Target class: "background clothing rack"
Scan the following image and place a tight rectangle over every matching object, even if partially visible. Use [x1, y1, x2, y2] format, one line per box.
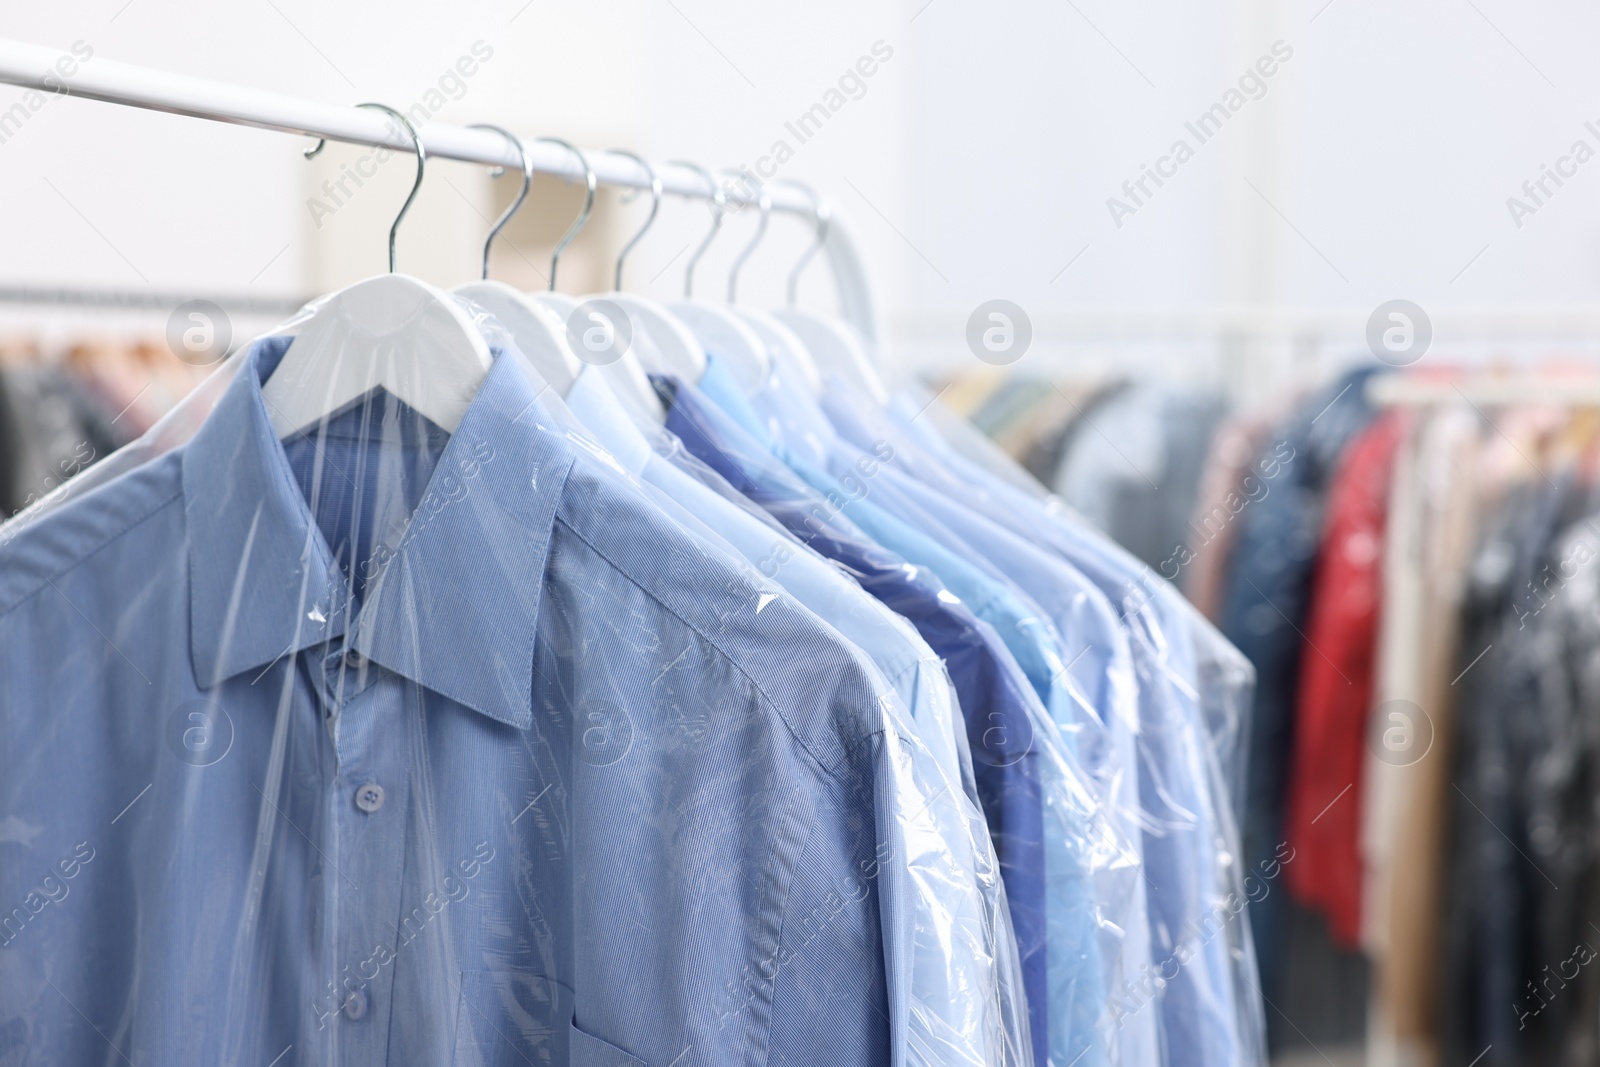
[1367, 374, 1600, 407]
[0, 36, 881, 347]
[0, 284, 309, 316]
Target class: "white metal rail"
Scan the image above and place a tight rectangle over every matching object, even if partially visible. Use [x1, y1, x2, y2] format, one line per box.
[0, 37, 880, 344]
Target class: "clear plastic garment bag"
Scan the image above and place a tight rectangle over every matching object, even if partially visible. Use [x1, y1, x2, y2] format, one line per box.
[0, 300, 1020, 1067]
[0, 116, 1011, 1065]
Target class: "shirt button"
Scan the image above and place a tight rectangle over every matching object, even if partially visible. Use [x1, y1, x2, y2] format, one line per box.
[343, 989, 368, 1020]
[344, 648, 367, 670]
[355, 783, 385, 813]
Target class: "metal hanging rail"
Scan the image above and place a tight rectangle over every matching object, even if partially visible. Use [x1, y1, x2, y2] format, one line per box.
[0, 37, 881, 344]
[0, 285, 310, 316]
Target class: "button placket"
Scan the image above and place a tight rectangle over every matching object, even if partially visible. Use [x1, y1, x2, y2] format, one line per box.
[328, 676, 412, 1058]
[320, 643, 375, 714]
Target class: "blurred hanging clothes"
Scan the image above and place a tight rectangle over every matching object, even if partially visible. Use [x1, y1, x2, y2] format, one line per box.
[1441, 410, 1600, 1067]
[986, 388, 1065, 471]
[1362, 407, 1480, 1067]
[933, 368, 1008, 419]
[65, 341, 164, 438]
[1217, 365, 1384, 1050]
[925, 373, 1132, 489]
[1053, 384, 1227, 573]
[1440, 477, 1558, 1067]
[1282, 409, 1409, 946]
[1181, 412, 1280, 623]
[968, 378, 1055, 441]
[1018, 380, 1128, 488]
[0, 367, 19, 516]
[0, 360, 123, 516]
[1520, 493, 1600, 1067]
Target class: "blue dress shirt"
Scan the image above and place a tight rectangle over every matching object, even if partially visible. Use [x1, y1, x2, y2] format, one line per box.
[816, 387, 1159, 1067]
[723, 357, 1142, 1067]
[882, 389, 1266, 1067]
[559, 366, 1031, 1067]
[657, 370, 1068, 1066]
[0, 337, 956, 1066]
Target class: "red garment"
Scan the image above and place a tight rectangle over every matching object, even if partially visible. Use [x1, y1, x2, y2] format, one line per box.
[1283, 410, 1407, 947]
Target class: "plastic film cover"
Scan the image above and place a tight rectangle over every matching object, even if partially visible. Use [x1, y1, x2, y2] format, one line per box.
[540, 366, 1031, 1067]
[891, 386, 1268, 1067]
[650, 369, 1151, 1067]
[0, 307, 1016, 1067]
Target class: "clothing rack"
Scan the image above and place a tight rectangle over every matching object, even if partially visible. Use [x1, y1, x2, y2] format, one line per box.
[0, 284, 309, 316]
[0, 37, 880, 345]
[1367, 374, 1600, 407]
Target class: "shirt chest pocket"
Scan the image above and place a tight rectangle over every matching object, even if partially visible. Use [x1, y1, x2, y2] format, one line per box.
[452, 971, 646, 1066]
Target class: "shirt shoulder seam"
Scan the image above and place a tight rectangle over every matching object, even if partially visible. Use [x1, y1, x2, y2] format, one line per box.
[0, 479, 184, 622]
[554, 513, 887, 780]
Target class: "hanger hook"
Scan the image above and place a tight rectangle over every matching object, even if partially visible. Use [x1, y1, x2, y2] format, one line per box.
[726, 174, 771, 304]
[534, 138, 596, 292]
[773, 180, 831, 307]
[607, 149, 662, 292]
[669, 160, 726, 299]
[304, 102, 425, 273]
[468, 124, 534, 281]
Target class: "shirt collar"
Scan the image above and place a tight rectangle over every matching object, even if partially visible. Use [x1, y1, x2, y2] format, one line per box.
[183, 339, 573, 728]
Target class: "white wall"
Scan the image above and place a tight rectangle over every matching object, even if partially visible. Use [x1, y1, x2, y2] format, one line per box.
[1, 0, 1598, 390]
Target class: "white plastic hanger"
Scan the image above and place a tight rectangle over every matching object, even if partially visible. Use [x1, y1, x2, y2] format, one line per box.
[772, 310, 886, 406]
[665, 162, 769, 395]
[767, 181, 888, 406]
[736, 307, 821, 396]
[452, 124, 582, 396]
[564, 151, 706, 384]
[522, 142, 665, 422]
[263, 103, 491, 438]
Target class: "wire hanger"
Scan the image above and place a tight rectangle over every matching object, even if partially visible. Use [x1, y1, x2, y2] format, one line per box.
[609, 148, 661, 292]
[768, 179, 886, 405]
[539, 137, 596, 293]
[785, 179, 830, 308]
[302, 103, 421, 273]
[453, 124, 582, 396]
[666, 162, 768, 392]
[679, 160, 726, 301]
[525, 140, 594, 323]
[553, 147, 668, 421]
[470, 122, 534, 282]
[727, 180, 770, 304]
[724, 179, 823, 396]
[262, 102, 492, 437]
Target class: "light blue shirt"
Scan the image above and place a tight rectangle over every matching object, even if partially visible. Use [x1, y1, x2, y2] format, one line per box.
[885, 389, 1266, 1067]
[0, 337, 959, 1066]
[696, 355, 1125, 1067]
[565, 368, 968, 785]
[657, 372, 1049, 1067]
[560, 365, 1031, 1067]
[820, 387, 1158, 1067]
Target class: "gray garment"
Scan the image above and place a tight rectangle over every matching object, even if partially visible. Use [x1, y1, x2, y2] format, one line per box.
[1442, 474, 1582, 1067]
[0, 366, 119, 515]
[1053, 384, 1227, 573]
